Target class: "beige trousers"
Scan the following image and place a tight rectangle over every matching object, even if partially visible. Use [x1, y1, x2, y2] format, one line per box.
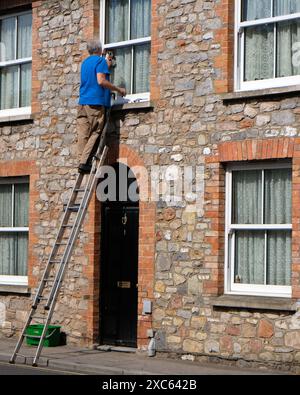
[77, 105, 105, 165]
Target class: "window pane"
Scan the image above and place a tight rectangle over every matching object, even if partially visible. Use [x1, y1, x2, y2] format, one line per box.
[106, 0, 129, 43]
[131, 0, 151, 39]
[275, 0, 300, 16]
[14, 183, 29, 227]
[18, 13, 32, 59]
[0, 184, 12, 226]
[242, 0, 272, 21]
[264, 168, 292, 224]
[111, 46, 131, 94]
[244, 25, 274, 81]
[267, 230, 291, 285]
[277, 19, 300, 78]
[0, 232, 28, 275]
[235, 230, 265, 284]
[134, 43, 150, 93]
[0, 17, 16, 61]
[20, 63, 31, 107]
[232, 170, 262, 224]
[0, 65, 19, 110]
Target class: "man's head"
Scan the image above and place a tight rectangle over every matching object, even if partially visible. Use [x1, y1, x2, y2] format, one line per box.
[87, 40, 102, 56]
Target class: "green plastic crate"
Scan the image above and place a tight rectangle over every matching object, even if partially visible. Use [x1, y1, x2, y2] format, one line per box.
[25, 324, 61, 347]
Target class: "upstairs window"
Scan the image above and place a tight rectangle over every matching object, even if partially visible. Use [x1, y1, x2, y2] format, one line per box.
[225, 162, 292, 297]
[235, 0, 300, 90]
[0, 11, 32, 115]
[100, 0, 151, 103]
[0, 177, 29, 285]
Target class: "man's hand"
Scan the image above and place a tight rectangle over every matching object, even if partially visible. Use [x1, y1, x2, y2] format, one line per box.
[118, 87, 126, 97]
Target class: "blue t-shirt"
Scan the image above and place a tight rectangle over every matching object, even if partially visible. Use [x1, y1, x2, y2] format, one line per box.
[79, 55, 111, 107]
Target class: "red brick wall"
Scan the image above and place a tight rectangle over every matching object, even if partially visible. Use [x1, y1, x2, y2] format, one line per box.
[214, 0, 235, 93]
[204, 138, 300, 298]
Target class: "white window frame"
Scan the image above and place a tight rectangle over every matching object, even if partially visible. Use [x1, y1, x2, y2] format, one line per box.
[0, 177, 29, 286]
[99, 0, 151, 104]
[225, 161, 292, 298]
[235, 0, 300, 91]
[0, 10, 32, 118]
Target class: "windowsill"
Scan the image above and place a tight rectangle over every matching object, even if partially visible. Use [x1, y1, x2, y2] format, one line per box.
[111, 100, 153, 112]
[0, 112, 33, 124]
[0, 284, 30, 294]
[222, 85, 300, 102]
[213, 294, 297, 312]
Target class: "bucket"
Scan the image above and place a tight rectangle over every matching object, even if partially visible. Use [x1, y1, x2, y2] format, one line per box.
[25, 324, 61, 347]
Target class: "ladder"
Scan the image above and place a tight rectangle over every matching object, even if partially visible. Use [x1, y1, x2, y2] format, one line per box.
[9, 110, 110, 367]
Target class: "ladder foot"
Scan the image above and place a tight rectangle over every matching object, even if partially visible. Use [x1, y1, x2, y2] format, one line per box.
[32, 362, 38, 367]
[9, 359, 15, 364]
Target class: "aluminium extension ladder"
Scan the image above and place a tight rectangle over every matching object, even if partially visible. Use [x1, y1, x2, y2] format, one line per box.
[9, 110, 111, 367]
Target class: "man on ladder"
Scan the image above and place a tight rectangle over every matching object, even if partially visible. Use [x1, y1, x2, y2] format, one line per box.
[77, 40, 126, 174]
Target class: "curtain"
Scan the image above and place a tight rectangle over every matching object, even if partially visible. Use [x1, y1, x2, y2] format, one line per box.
[20, 63, 31, 107]
[106, 0, 129, 43]
[18, 13, 32, 59]
[112, 46, 131, 93]
[0, 184, 12, 226]
[267, 231, 291, 285]
[0, 66, 18, 110]
[0, 182, 29, 276]
[232, 170, 262, 224]
[277, 20, 300, 77]
[14, 183, 29, 227]
[265, 169, 291, 286]
[0, 233, 28, 276]
[275, 0, 300, 16]
[242, 0, 271, 21]
[244, 25, 274, 81]
[0, 16, 15, 61]
[235, 231, 265, 284]
[134, 43, 150, 93]
[264, 168, 292, 224]
[232, 168, 291, 286]
[131, 0, 151, 39]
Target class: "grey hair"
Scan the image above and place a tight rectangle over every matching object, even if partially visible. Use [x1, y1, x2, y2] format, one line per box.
[87, 40, 102, 55]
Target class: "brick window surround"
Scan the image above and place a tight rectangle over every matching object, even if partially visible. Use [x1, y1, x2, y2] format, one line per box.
[83, 144, 155, 348]
[204, 138, 300, 299]
[0, 160, 39, 289]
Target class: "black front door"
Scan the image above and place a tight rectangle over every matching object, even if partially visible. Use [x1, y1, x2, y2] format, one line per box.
[100, 205, 139, 347]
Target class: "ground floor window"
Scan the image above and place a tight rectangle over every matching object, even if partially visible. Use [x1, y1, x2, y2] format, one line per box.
[225, 161, 292, 297]
[0, 176, 29, 284]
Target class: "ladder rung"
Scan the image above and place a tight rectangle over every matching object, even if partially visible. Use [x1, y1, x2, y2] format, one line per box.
[62, 225, 73, 228]
[37, 296, 48, 301]
[75, 188, 85, 192]
[55, 242, 68, 246]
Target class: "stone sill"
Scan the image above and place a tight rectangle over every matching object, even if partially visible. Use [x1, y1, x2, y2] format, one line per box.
[222, 85, 300, 102]
[0, 113, 34, 124]
[111, 101, 153, 112]
[0, 284, 30, 294]
[213, 295, 298, 312]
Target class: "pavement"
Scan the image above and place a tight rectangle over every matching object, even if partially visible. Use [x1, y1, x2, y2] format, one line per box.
[0, 338, 291, 375]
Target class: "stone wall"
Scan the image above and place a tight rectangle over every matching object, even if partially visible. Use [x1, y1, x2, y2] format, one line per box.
[0, 0, 300, 372]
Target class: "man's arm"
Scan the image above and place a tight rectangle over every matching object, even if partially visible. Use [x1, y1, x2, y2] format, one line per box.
[97, 73, 126, 97]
